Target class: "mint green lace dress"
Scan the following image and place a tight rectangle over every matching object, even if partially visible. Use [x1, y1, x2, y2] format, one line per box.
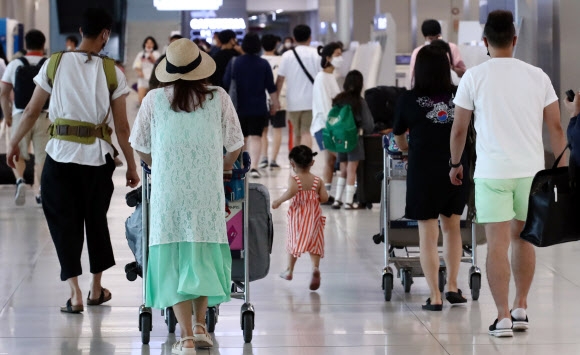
[129, 86, 244, 308]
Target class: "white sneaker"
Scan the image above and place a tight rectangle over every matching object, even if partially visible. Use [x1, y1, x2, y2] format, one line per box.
[14, 178, 26, 206]
[511, 308, 529, 331]
[250, 169, 261, 178]
[488, 318, 513, 337]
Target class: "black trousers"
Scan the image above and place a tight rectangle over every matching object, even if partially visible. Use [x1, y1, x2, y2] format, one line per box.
[42, 154, 116, 281]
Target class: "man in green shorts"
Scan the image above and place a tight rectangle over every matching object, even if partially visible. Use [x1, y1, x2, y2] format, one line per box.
[449, 10, 567, 337]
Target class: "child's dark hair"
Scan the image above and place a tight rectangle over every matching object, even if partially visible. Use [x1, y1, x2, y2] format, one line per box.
[332, 70, 364, 115]
[289, 145, 318, 169]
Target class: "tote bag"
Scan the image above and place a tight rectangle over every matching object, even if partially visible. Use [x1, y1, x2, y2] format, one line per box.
[520, 146, 580, 247]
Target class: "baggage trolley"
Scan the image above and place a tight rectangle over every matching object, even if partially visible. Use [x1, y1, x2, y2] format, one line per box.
[138, 153, 257, 344]
[379, 134, 483, 302]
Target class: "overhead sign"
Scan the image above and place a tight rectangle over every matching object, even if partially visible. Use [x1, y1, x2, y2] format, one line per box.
[190, 18, 246, 30]
[154, 0, 223, 11]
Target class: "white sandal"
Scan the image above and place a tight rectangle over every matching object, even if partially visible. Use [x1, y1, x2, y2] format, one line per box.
[172, 336, 196, 355]
[193, 323, 214, 348]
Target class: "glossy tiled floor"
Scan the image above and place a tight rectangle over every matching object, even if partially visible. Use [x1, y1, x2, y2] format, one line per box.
[2, 95, 580, 355]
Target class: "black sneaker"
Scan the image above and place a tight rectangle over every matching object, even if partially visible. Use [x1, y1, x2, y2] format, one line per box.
[511, 308, 529, 331]
[488, 318, 513, 337]
[269, 161, 281, 170]
[258, 159, 268, 169]
[14, 178, 26, 206]
[445, 289, 467, 304]
[35, 195, 42, 205]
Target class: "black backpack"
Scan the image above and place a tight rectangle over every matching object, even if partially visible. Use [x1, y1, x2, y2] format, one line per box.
[364, 86, 407, 132]
[13, 57, 49, 110]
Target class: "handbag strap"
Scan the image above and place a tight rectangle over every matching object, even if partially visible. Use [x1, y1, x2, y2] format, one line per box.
[552, 144, 571, 169]
[291, 48, 314, 84]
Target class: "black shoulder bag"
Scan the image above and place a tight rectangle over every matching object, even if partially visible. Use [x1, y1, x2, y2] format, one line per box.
[520, 145, 580, 247]
[291, 48, 314, 84]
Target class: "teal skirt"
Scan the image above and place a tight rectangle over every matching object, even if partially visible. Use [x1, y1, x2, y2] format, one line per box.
[145, 242, 232, 309]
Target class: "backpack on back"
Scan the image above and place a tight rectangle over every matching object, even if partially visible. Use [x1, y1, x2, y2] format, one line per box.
[13, 57, 48, 110]
[322, 104, 359, 153]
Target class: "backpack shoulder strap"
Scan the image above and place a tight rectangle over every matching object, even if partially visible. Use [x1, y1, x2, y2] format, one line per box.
[101, 57, 118, 97]
[47, 52, 65, 88]
[37, 57, 48, 67]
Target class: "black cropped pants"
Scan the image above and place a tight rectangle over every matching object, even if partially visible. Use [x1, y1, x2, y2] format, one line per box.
[41, 154, 116, 281]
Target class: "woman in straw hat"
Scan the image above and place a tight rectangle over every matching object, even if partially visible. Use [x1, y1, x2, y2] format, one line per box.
[130, 38, 244, 355]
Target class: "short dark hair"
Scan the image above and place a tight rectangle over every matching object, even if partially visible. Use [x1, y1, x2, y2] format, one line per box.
[261, 34, 278, 52]
[421, 19, 441, 37]
[142, 36, 158, 50]
[289, 145, 317, 169]
[81, 8, 113, 39]
[65, 35, 79, 47]
[293, 25, 311, 43]
[25, 30, 46, 50]
[218, 30, 236, 44]
[241, 33, 261, 55]
[170, 34, 183, 42]
[484, 10, 516, 48]
[317, 42, 342, 69]
[413, 45, 454, 96]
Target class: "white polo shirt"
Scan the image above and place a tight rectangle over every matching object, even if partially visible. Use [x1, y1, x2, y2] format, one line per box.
[34, 52, 131, 166]
[277, 45, 320, 112]
[454, 57, 558, 179]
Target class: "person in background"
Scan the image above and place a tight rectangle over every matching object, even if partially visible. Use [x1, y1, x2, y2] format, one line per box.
[450, 10, 567, 337]
[279, 36, 295, 54]
[209, 31, 221, 57]
[65, 35, 79, 51]
[409, 19, 466, 85]
[277, 25, 320, 148]
[272, 145, 328, 291]
[330, 70, 374, 210]
[132, 36, 161, 105]
[210, 30, 241, 90]
[393, 45, 468, 311]
[1, 29, 50, 206]
[129, 38, 244, 354]
[565, 90, 580, 171]
[148, 34, 183, 90]
[312, 42, 342, 205]
[259, 34, 285, 170]
[224, 33, 280, 178]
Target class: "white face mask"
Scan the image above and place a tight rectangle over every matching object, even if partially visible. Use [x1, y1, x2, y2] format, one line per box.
[330, 56, 344, 69]
[284, 42, 292, 49]
[213, 39, 218, 46]
[66, 46, 73, 51]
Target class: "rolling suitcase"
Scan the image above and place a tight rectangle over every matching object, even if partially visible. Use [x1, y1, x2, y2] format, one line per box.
[356, 135, 383, 207]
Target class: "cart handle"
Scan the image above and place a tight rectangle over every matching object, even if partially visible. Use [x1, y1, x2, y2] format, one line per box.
[141, 160, 151, 174]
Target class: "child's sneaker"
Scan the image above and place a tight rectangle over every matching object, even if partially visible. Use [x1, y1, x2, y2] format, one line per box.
[511, 308, 529, 331]
[488, 318, 513, 337]
[14, 178, 26, 206]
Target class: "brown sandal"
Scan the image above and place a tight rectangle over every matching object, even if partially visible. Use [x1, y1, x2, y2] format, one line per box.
[60, 299, 83, 313]
[87, 288, 112, 306]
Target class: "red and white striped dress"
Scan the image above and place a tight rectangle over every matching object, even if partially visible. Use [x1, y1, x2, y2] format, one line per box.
[286, 175, 326, 258]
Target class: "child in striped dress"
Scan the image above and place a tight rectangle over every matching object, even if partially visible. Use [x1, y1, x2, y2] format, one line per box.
[272, 145, 329, 290]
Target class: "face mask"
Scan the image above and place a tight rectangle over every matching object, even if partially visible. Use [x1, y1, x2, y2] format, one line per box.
[213, 40, 218, 46]
[284, 42, 292, 49]
[66, 46, 73, 51]
[330, 56, 344, 69]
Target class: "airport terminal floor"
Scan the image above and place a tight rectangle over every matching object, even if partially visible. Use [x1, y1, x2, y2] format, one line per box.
[1, 95, 580, 355]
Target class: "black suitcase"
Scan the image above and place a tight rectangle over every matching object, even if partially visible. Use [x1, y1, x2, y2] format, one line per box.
[356, 135, 383, 207]
[0, 153, 35, 185]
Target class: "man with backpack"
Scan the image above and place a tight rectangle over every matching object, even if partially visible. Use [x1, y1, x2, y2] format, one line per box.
[7, 8, 139, 313]
[0, 29, 50, 205]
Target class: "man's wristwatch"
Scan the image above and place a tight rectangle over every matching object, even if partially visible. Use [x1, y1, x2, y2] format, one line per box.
[449, 159, 461, 168]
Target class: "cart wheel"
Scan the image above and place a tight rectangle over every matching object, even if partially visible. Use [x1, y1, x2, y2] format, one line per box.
[242, 312, 254, 343]
[165, 307, 177, 333]
[140, 313, 152, 345]
[126, 271, 137, 282]
[402, 269, 413, 293]
[206, 307, 217, 333]
[438, 268, 447, 293]
[382, 273, 393, 301]
[470, 272, 481, 301]
[366, 203, 373, 209]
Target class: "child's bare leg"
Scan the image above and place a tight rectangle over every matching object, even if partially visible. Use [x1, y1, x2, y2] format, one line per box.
[281, 254, 298, 280]
[309, 253, 321, 290]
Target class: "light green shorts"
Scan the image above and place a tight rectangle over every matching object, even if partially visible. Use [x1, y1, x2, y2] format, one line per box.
[474, 177, 534, 223]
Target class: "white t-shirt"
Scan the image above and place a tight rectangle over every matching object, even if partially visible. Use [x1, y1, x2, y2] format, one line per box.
[454, 58, 558, 179]
[1, 55, 46, 115]
[34, 52, 131, 166]
[311, 71, 341, 135]
[133, 50, 161, 81]
[277, 45, 320, 112]
[262, 54, 286, 110]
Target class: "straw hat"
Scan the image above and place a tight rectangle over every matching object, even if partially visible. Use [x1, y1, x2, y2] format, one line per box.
[155, 38, 216, 82]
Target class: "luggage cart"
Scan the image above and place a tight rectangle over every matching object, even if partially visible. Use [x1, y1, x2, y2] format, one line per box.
[138, 153, 257, 344]
[379, 134, 483, 302]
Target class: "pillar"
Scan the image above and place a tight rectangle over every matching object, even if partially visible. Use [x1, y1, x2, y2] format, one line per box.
[335, 0, 353, 47]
